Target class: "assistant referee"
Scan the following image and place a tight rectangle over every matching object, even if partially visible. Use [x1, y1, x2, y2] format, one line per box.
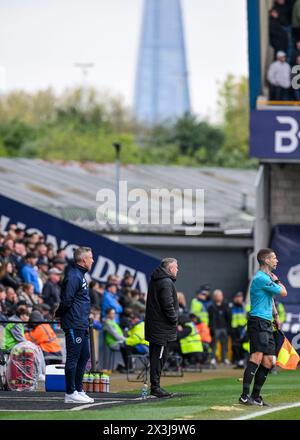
[239, 248, 287, 406]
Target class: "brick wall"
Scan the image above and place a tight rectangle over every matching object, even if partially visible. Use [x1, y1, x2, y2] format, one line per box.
[271, 164, 300, 225]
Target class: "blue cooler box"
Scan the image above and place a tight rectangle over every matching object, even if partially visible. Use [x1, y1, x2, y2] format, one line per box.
[45, 364, 66, 392]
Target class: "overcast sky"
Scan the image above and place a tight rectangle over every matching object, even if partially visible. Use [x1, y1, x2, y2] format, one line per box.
[0, 0, 248, 119]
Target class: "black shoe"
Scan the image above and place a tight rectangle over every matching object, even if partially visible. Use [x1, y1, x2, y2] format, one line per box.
[150, 387, 172, 398]
[238, 394, 254, 405]
[251, 395, 271, 407]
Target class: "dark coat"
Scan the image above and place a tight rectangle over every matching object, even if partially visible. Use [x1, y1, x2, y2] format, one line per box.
[42, 280, 61, 309]
[145, 266, 179, 345]
[208, 302, 232, 336]
[57, 264, 90, 330]
[269, 16, 288, 53]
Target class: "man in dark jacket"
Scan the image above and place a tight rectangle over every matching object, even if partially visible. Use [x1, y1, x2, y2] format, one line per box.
[208, 289, 232, 366]
[56, 246, 94, 404]
[145, 257, 179, 398]
[42, 268, 62, 311]
[269, 8, 289, 55]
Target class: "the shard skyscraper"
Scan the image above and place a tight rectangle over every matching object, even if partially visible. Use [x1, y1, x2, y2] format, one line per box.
[134, 0, 191, 125]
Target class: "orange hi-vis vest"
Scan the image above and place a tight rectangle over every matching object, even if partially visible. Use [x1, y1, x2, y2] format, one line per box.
[196, 322, 212, 344]
[25, 324, 62, 353]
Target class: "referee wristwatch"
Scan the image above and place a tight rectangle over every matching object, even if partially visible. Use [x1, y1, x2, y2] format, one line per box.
[274, 279, 281, 284]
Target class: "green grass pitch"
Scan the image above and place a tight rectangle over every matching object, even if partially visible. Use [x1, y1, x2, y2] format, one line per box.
[0, 370, 299, 420]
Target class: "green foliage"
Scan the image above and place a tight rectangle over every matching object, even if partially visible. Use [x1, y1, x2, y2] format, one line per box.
[0, 78, 257, 168]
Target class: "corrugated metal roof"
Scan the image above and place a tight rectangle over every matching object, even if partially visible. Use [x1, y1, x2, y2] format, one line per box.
[0, 158, 257, 234]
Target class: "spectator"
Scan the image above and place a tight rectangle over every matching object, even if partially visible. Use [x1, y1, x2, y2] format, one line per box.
[274, 0, 293, 26]
[3, 305, 29, 350]
[177, 291, 188, 315]
[121, 274, 134, 294]
[103, 308, 125, 351]
[0, 244, 13, 266]
[119, 307, 134, 331]
[52, 257, 67, 273]
[177, 314, 204, 368]
[191, 313, 212, 345]
[11, 241, 26, 270]
[101, 282, 123, 324]
[25, 310, 63, 365]
[0, 261, 22, 290]
[56, 248, 67, 260]
[14, 228, 25, 241]
[0, 302, 7, 323]
[4, 287, 18, 316]
[0, 285, 7, 316]
[40, 303, 53, 321]
[208, 289, 232, 366]
[267, 51, 291, 100]
[90, 305, 102, 331]
[36, 243, 48, 266]
[42, 268, 62, 311]
[89, 281, 104, 308]
[47, 245, 55, 263]
[38, 260, 49, 285]
[128, 289, 146, 316]
[19, 283, 40, 309]
[190, 288, 209, 326]
[269, 8, 289, 55]
[190, 313, 212, 364]
[20, 252, 40, 294]
[292, 0, 300, 41]
[229, 292, 248, 369]
[25, 232, 40, 251]
[120, 312, 149, 371]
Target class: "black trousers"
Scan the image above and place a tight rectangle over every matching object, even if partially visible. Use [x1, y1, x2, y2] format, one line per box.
[64, 328, 90, 395]
[211, 328, 228, 362]
[149, 342, 169, 389]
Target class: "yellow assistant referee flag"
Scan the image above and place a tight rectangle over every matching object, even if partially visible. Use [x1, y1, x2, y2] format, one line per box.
[276, 337, 300, 370]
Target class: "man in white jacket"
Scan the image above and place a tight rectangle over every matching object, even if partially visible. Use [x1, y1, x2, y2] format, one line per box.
[267, 51, 291, 101]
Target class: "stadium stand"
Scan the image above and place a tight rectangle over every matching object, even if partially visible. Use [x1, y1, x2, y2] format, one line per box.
[0, 222, 257, 374]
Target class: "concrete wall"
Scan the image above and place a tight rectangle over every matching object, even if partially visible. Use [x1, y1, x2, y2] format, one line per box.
[119, 236, 253, 305]
[270, 164, 300, 226]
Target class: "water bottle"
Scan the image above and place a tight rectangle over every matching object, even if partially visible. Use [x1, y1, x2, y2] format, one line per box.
[88, 374, 94, 393]
[141, 383, 148, 400]
[93, 374, 100, 393]
[101, 374, 110, 393]
[83, 373, 89, 392]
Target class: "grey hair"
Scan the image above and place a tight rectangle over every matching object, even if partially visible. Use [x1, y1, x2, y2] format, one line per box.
[213, 289, 223, 297]
[74, 247, 92, 263]
[160, 257, 177, 271]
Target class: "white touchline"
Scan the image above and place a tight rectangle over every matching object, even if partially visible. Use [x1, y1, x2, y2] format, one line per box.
[232, 401, 300, 420]
[70, 397, 143, 411]
[70, 400, 123, 411]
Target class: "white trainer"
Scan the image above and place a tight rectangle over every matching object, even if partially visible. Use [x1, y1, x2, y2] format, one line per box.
[77, 391, 94, 403]
[64, 390, 91, 404]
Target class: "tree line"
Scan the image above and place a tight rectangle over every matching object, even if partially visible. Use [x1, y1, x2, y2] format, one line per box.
[0, 75, 257, 168]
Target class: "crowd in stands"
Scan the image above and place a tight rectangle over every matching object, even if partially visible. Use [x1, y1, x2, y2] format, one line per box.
[268, 0, 300, 101]
[0, 224, 286, 372]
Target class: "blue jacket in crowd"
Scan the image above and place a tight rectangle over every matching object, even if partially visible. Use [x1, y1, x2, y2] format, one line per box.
[20, 264, 41, 294]
[59, 264, 90, 330]
[102, 290, 123, 324]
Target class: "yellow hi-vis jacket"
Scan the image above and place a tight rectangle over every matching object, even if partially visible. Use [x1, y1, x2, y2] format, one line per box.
[180, 322, 203, 354]
[190, 298, 209, 325]
[125, 321, 149, 348]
